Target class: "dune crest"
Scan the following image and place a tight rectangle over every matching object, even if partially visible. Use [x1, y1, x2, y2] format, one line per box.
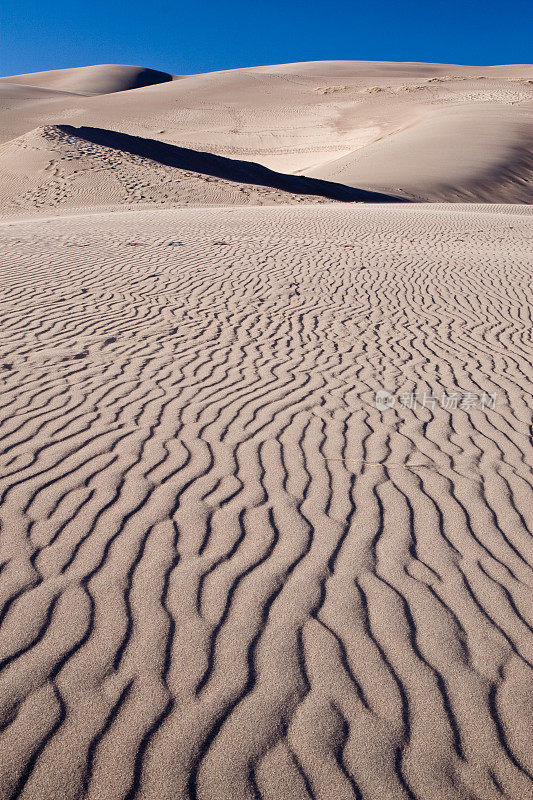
[0, 64, 178, 95]
[0, 124, 400, 217]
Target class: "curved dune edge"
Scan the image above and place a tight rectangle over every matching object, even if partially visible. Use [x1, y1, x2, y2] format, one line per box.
[0, 64, 178, 95]
[0, 125, 403, 217]
[0, 204, 531, 800]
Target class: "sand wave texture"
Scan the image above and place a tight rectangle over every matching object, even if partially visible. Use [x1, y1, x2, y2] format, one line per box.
[0, 204, 531, 800]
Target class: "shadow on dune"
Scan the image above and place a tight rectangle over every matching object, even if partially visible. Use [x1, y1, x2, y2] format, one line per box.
[123, 68, 175, 89]
[58, 125, 407, 203]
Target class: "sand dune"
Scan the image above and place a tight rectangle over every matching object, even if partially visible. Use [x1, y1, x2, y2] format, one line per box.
[0, 57, 532, 800]
[306, 106, 533, 202]
[0, 124, 401, 217]
[1, 60, 532, 202]
[0, 203, 531, 799]
[0, 65, 178, 95]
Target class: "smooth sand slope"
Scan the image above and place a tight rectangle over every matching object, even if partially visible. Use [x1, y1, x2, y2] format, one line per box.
[0, 203, 532, 800]
[1, 61, 532, 204]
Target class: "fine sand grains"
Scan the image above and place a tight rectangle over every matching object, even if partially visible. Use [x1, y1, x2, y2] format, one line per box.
[0, 204, 531, 800]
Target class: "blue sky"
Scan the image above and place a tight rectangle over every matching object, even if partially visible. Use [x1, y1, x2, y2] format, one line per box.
[1, 0, 532, 77]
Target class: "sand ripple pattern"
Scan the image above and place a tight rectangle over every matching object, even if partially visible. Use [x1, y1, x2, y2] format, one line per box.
[0, 205, 532, 800]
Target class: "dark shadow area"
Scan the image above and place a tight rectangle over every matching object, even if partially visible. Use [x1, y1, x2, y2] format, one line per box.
[58, 125, 408, 203]
[128, 69, 175, 89]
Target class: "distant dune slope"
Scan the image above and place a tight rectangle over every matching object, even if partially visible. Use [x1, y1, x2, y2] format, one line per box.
[0, 204, 531, 799]
[307, 106, 533, 202]
[0, 64, 177, 95]
[1, 60, 532, 204]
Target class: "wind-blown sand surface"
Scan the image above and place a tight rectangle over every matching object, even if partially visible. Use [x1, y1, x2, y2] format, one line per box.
[0, 203, 532, 800]
[0, 59, 532, 800]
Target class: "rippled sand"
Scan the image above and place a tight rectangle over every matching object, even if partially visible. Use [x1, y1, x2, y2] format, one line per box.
[0, 203, 531, 800]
